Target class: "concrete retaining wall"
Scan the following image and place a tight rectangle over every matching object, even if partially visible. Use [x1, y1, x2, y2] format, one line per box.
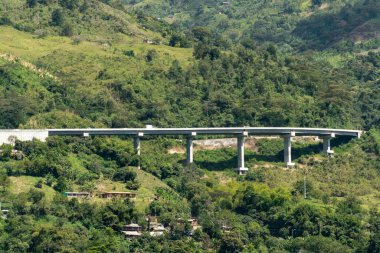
[0, 130, 49, 145]
[193, 138, 237, 147]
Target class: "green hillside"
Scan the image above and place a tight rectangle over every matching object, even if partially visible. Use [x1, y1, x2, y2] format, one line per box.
[126, 0, 380, 52]
[0, 0, 380, 252]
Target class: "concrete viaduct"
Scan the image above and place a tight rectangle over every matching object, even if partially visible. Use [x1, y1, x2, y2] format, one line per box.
[0, 127, 362, 175]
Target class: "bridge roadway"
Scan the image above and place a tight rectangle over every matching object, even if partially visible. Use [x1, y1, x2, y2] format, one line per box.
[48, 127, 361, 137]
[1, 127, 362, 175]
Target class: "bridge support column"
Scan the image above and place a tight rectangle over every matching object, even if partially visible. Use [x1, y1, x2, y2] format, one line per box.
[186, 132, 197, 166]
[134, 132, 144, 170]
[321, 133, 335, 157]
[237, 132, 249, 175]
[283, 132, 295, 167]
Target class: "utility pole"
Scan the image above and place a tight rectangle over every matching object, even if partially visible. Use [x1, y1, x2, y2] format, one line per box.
[303, 175, 307, 199]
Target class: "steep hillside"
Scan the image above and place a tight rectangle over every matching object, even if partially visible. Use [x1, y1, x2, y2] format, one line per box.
[1, 131, 380, 252]
[0, 0, 155, 39]
[1, 25, 379, 130]
[0, 1, 380, 252]
[126, 0, 380, 52]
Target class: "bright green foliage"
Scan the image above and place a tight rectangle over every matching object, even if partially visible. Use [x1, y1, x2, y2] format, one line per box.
[0, 0, 379, 252]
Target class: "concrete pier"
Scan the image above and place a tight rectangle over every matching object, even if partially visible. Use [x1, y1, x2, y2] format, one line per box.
[237, 131, 249, 175]
[186, 132, 197, 165]
[134, 133, 143, 170]
[322, 133, 335, 157]
[283, 132, 295, 167]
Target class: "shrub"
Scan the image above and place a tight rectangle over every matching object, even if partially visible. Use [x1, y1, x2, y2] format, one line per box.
[35, 179, 43, 189]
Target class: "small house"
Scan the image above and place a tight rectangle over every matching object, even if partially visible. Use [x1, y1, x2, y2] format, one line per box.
[64, 192, 91, 199]
[221, 225, 232, 233]
[149, 223, 167, 237]
[100, 192, 136, 199]
[143, 39, 154, 44]
[177, 218, 202, 232]
[122, 223, 142, 238]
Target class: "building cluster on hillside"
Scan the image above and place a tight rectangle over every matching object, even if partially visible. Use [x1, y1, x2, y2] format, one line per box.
[121, 216, 203, 239]
[147, 216, 167, 237]
[64, 191, 136, 200]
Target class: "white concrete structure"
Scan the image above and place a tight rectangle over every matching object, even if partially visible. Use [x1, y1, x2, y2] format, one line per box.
[237, 131, 249, 174]
[134, 133, 143, 170]
[0, 130, 48, 145]
[0, 127, 362, 172]
[321, 133, 335, 157]
[283, 131, 296, 167]
[186, 132, 197, 165]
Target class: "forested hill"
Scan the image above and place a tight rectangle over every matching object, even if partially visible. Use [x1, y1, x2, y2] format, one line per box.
[126, 0, 380, 52]
[0, 0, 379, 130]
[0, 1, 380, 252]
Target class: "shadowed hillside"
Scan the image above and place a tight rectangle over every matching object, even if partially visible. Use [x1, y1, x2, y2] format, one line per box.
[294, 0, 380, 50]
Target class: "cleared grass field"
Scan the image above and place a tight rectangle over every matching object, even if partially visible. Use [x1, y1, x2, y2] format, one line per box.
[8, 176, 57, 201]
[8, 168, 171, 211]
[0, 26, 192, 67]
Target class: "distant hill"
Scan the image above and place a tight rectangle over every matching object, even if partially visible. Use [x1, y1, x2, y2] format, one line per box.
[0, 0, 158, 39]
[125, 0, 380, 52]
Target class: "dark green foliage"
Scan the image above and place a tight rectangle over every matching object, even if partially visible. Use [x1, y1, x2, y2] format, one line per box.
[51, 9, 65, 26]
[286, 236, 353, 252]
[292, 179, 314, 198]
[0, 170, 10, 192]
[219, 232, 244, 253]
[146, 49, 158, 62]
[234, 184, 290, 214]
[123, 50, 135, 57]
[245, 168, 266, 182]
[26, 0, 38, 8]
[114, 167, 136, 182]
[54, 177, 68, 192]
[60, 22, 74, 36]
[34, 179, 43, 189]
[169, 33, 191, 48]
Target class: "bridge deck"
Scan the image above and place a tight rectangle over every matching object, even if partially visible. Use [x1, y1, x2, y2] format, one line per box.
[0, 127, 362, 174]
[48, 127, 361, 137]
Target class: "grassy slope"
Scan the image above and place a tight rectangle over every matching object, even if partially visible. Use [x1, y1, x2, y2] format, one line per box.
[8, 168, 170, 211]
[129, 0, 380, 52]
[0, 26, 192, 71]
[0, 25, 193, 127]
[5, 136, 380, 214]
[8, 176, 57, 201]
[194, 138, 380, 212]
[67, 154, 171, 210]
